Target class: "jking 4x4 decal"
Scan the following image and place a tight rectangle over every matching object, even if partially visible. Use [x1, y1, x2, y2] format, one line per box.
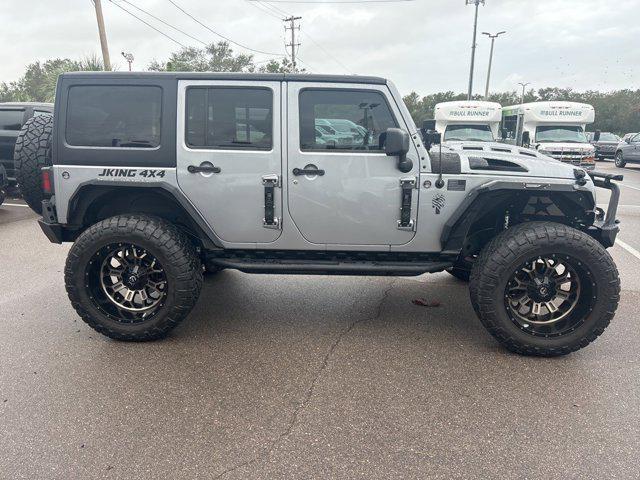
[97, 168, 167, 181]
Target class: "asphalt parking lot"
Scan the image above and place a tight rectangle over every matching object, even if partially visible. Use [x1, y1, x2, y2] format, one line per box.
[1, 162, 639, 479]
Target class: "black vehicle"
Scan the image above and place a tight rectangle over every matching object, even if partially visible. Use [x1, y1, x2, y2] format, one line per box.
[0, 102, 53, 185]
[587, 131, 621, 160]
[614, 132, 640, 168]
[0, 164, 7, 205]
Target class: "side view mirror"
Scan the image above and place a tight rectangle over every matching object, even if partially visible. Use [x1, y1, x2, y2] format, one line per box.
[500, 128, 508, 140]
[423, 130, 441, 150]
[594, 130, 601, 142]
[626, 137, 631, 144]
[384, 128, 412, 173]
[522, 131, 531, 146]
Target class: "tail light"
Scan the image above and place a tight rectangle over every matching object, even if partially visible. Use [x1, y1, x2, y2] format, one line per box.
[41, 168, 53, 195]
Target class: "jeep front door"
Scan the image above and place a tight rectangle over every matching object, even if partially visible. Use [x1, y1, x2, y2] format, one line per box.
[287, 83, 419, 246]
[176, 81, 282, 244]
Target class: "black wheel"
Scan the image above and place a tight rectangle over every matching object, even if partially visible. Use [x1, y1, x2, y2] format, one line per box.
[14, 115, 53, 214]
[469, 222, 619, 356]
[65, 215, 203, 341]
[614, 151, 626, 168]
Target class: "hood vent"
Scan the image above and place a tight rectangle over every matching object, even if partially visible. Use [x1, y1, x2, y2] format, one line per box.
[468, 156, 528, 172]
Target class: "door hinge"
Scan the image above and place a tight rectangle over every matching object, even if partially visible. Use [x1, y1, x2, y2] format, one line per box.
[262, 174, 281, 229]
[397, 177, 417, 231]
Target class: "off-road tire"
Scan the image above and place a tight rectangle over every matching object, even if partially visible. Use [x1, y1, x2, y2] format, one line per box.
[469, 221, 619, 356]
[65, 215, 203, 341]
[14, 115, 53, 214]
[614, 151, 626, 168]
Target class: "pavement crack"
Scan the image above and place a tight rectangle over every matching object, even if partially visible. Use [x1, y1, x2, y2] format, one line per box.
[213, 280, 396, 479]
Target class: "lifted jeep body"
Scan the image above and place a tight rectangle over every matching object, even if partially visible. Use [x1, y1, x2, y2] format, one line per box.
[31, 72, 621, 355]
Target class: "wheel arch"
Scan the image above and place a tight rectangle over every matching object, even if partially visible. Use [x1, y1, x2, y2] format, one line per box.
[441, 182, 596, 258]
[65, 184, 221, 249]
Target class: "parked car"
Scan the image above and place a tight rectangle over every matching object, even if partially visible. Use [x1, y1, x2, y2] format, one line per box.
[614, 132, 640, 168]
[586, 131, 621, 160]
[0, 102, 53, 185]
[0, 164, 7, 205]
[19, 71, 623, 357]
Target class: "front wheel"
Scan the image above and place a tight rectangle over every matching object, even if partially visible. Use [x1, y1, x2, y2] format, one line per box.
[614, 151, 626, 168]
[65, 215, 203, 340]
[469, 222, 620, 356]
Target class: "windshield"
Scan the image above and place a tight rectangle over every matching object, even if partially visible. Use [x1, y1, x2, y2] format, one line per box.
[444, 124, 494, 142]
[536, 125, 587, 143]
[597, 132, 621, 142]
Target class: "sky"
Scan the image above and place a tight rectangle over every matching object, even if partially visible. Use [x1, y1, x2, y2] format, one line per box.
[1, 0, 638, 97]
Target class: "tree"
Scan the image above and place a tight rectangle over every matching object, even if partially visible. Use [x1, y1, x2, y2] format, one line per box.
[0, 55, 104, 103]
[149, 42, 255, 72]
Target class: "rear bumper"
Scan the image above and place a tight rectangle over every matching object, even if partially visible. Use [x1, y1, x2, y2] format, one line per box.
[588, 171, 623, 248]
[38, 219, 63, 244]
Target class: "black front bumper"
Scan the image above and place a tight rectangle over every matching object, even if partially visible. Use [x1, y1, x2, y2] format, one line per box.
[588, 171, 623, 248]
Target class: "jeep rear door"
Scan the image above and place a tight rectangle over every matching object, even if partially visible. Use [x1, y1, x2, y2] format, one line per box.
[176, 80, 283, 244]
[286, 82, 419, 246]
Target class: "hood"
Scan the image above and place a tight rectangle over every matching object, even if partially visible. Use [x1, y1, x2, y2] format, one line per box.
[436, 141, 586, 180]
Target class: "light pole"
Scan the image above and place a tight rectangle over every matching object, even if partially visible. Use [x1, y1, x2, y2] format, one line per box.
[482, 31, 506, 100]
[518, 82, 531, 104]
[466, 0, 485, 100]
[121, 52, 134, 71]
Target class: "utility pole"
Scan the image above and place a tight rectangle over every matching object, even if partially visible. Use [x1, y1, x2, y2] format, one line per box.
[465, 0, 484, 100]
[284, 16, 302, 72]
[93, 0, 112, 71]
[518, 82, 531, 104]
[121, 51, 134, 71]
[482, 31, 506, 100]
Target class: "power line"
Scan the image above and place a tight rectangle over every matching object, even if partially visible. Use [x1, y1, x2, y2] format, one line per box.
[258, 1, 292, 16]
[246, 0, 284, 20]
[108, 0, 187, 47]
[115, 0, 208, 46]
[167, 0, 285, 56]
[300, 29, 351, 73]
[248, 0, 416, 3]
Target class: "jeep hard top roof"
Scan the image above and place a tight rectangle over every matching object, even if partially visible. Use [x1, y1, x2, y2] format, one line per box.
[59, 71, 388, 85]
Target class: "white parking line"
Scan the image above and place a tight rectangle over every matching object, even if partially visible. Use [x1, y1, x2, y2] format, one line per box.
[616, 238, 640, 261]
[620, 183, 640, 192]
[2, 203, 29, 208]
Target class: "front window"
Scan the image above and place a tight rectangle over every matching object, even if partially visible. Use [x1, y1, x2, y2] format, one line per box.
[535, 125, 587, 143]
[299, 89, 397, 152]
[597, 132, 621, 142]
[444, 124, 494, 142]
[66, 86, 162, 148]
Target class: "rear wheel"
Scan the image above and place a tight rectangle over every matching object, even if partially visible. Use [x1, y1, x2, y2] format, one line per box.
[13, 115, 53, 214]
[614, 151, 626, 168]
[469, 222, 619, 356]
[65, 215, 203, 340]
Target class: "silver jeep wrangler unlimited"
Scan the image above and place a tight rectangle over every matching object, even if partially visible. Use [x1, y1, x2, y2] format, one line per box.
[22, 72, 622, 356]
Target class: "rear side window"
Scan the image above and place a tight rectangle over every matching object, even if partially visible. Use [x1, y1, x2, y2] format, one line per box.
[66, 86, 162, 148]
[185, 87, 272, 150]
[0, 110, 24, 131]
[299, 89, 397, 152]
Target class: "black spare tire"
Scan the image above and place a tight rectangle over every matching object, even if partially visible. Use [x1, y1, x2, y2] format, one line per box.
[14, 114, 53, 214]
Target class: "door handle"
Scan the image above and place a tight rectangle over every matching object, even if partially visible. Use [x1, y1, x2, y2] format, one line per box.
[188, 164, 221, 174]
[292, 168, 325, 176]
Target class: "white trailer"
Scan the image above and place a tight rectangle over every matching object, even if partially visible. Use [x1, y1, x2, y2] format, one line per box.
[501, 101, 596, 170]
[433, 101, 502, 144]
